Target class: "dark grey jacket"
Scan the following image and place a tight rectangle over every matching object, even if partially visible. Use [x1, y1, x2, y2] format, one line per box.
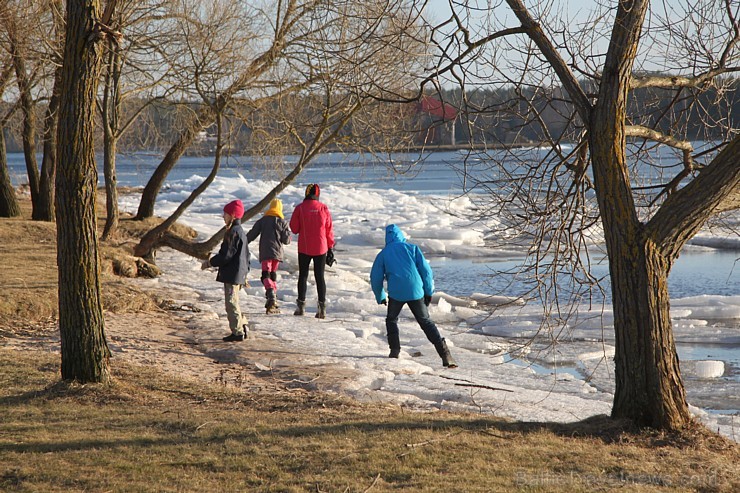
[246, 215, 291, 262]
[209, 220, 250, 285]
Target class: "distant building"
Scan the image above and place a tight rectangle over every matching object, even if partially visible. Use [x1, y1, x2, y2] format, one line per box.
[416, 96, 458, 146]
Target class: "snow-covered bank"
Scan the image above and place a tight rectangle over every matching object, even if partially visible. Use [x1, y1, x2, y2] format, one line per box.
[120, 175, 739, 440]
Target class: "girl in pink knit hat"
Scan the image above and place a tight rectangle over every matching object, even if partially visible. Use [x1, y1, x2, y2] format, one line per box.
[202, 199, 251, 342]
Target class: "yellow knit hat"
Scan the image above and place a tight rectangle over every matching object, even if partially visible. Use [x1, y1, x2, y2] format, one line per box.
[265, 198, 284, 219]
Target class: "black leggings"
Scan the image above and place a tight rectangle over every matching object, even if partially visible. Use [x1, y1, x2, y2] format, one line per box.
[297, 253, 327, 303]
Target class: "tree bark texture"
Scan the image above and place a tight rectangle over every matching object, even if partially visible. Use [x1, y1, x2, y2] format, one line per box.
[589, 0, 691, 429]
[55, 0, 110, 383]
[0, 128, 21, 217]
[11, 39, 41, 217]
[37, 63, 64, 222]
[101, 43, 122, 241]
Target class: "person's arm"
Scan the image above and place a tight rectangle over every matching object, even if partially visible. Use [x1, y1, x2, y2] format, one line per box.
[325, 206, 335, 249]
[245, 219, 261, 243]
[415, 246, 435, 296]
[289, 204, 301, 234]
[280, 219, 291, 245]
[370, 251, 387, 304]
[209, 229, 240, 267]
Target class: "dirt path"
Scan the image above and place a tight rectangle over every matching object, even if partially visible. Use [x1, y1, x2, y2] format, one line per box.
[2, 299, 363, 397]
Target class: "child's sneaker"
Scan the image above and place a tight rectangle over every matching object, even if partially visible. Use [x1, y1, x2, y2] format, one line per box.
[223, 333, 245, 342]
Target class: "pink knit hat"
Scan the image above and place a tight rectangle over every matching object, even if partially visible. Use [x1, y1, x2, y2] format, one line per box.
[223, 199, 244, 219]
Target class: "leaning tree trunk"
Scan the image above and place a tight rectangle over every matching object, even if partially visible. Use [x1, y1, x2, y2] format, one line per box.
[55, 0, 110, 383]
[135, 143, 312, 261]
[134, 100, 362, 261]
[134, 105, 217, 220]
[0, 128, 21, 217]
[133, 30, 290, 221]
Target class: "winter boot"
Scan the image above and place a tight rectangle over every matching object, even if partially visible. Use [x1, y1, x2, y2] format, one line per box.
[434, 338, 458, 368]
[265, 289, 280, 314]
[388, 331, 401, 358]
[315, 301, 326, 319]
[293, 299, 305, 316]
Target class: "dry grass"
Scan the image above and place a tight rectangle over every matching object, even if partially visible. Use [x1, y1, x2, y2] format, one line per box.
[1, 196, 739, 492]
[0, 197, 197, 328]
[1, 350, 738, 492]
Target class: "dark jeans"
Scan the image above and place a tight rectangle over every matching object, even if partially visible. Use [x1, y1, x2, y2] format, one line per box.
[297, 252, 327, 303]
[386, 297, 442, 346]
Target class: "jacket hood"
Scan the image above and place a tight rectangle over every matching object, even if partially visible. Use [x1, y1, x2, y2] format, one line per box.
[265, 198, 284, 219]
[385, 224, 406, 245]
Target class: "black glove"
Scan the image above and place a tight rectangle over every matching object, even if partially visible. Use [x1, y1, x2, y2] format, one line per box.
[424, 295, 432, 306]
[380, 298, 387, 305]
[326, 248, 336, 267]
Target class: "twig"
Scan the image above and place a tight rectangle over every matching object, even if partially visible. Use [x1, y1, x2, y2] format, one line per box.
[195, 421, 216, 431]
[437, 373, 514, 392]
[453, 383, 514, 392]
[362, 473, 381, 492]
[398, 431, 463, 457]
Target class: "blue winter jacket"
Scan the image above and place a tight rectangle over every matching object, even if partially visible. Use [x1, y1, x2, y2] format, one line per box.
[370, 224, 435, 303]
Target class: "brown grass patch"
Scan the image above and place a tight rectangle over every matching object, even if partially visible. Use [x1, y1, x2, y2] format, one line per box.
[0, 196, 197, 327]
[1, 350, 738, 492]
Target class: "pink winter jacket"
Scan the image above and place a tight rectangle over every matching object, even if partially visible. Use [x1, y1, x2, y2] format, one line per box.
[289, 198, 335, 256]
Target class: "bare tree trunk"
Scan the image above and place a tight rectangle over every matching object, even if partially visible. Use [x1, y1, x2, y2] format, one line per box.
[11, 39, 41, 217]
[589, 0, 690, 429]
[36, 1, 65, 222]
[134, 116, 226, 261]
[606, 235, 691, 428]
[138, 149, 310, 261]
[0, 63, 20, 218]
[101, 42, 122, 241]
[0, 127, 21, 217]
[55, 0, 110, 383]
[101, 128, 119, 240]
[37, 65, 63, 222]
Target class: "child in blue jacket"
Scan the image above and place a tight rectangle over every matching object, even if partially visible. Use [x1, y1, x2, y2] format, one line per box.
[370, 224, 457, 367]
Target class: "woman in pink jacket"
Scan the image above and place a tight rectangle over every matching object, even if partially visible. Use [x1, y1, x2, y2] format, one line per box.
[289, 184, 335, 318]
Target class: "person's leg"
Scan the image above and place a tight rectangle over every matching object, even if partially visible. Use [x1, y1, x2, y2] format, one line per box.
[261, 260, 279, 289]
[313, 253, 327, 302]
[269, 260, 279, 292]
[407, 298, 442, 344]
[385, 298, 404, 357]
[313, 254, 327, 318]
[262, 259, 280, 313]
[407, 298, 456, 367]
[297, 253, 311, 302]
[224, 284, 246, 341]
[295, 253, 311, 315]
